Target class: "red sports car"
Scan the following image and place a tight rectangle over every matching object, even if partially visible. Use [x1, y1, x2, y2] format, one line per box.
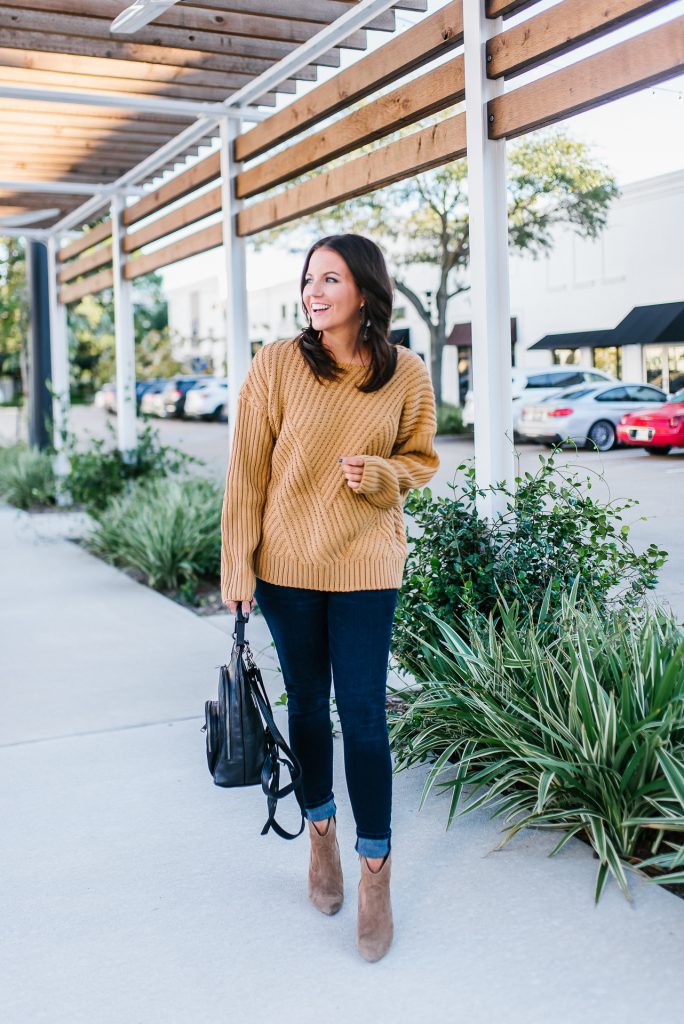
[617, 388, 684, 455]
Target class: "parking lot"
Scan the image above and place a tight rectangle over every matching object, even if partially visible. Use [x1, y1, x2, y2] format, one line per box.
[2, 402, 682, 618]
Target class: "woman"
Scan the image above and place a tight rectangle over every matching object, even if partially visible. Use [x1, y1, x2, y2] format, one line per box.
[221, 234, 439, 962]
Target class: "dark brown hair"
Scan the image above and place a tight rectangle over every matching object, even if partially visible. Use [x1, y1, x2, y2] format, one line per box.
[293, 234, 398, 392]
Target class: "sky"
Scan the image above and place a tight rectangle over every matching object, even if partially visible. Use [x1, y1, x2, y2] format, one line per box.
[162, 0, 684, 293]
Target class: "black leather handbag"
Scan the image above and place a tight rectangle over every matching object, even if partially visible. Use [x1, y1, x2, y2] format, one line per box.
[202, 607, 305, 840]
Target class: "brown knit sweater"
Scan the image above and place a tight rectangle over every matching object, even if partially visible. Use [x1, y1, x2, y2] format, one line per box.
[220, 338, 440, 602]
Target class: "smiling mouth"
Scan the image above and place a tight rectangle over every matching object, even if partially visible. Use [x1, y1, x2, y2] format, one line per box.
[310, 305, 331, 313]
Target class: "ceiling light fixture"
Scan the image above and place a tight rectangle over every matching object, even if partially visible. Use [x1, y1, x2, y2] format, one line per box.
[111, 0, 181, 35]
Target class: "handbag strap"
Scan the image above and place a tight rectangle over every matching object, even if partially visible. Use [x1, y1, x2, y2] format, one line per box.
[245, 659, 306, 841]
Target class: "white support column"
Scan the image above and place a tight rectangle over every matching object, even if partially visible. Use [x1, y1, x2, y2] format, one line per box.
[463, 2, 514, 518]
[219, 117, 250, 452]
[110, 194, 137, 458]
[46, 237, 71, 502]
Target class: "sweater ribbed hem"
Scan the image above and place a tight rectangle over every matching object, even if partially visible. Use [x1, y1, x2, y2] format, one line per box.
[254, 551, 406, 591]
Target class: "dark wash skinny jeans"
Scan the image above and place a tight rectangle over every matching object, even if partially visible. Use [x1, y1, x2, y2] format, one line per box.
[254, 577, 399, 858]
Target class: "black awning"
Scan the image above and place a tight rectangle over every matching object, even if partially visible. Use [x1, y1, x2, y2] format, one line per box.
[447, 318, 517, 347]
[610, 302, 684, 347]
[529, 330, 611, 351]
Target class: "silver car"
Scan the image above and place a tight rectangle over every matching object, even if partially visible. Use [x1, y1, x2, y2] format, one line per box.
[517, 382, 669, 451]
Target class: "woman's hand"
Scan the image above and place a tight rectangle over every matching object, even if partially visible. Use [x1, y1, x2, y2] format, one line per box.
[339, 456, 365, 490]
[226, 598, 256, 616]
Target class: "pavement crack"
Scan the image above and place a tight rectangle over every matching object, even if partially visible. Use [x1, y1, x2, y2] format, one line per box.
[0, 715, 204, 749]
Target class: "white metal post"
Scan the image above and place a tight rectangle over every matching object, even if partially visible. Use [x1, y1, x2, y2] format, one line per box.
[46, 236, 71, 502]
[219, 117, 250, 451]
[463, 1, 514, 518]
[110, 194, 137, 457]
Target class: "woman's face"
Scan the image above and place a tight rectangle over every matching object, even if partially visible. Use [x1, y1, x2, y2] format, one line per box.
[302, 247, 364, 335]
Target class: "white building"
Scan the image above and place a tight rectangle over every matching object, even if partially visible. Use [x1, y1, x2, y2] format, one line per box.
[162, 169, 683, 399]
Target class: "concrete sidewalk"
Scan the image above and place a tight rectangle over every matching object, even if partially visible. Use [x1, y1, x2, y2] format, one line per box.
[2, 504, 684, 1024]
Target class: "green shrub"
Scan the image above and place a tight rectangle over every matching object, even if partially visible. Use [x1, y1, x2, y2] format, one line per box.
[0, 443, 56, 509]
[436, 402, 465, 435]
[85, 476, 222, 593]
[66, 421, 196, 513]
[389, 590, 684, 902]
[394, 453, 667, 680]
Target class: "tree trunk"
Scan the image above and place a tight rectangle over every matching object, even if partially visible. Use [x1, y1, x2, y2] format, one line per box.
[430, 323, 447, 408]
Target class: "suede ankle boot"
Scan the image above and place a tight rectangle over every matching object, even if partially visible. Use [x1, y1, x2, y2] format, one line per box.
[307, 816, 344, 916]
[356, 852, 393, 962]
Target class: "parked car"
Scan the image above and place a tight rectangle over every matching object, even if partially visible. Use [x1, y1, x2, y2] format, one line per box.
[184, 377, 228, 421]
[139, 380, 168, 417]
[462, 367, 616, 430]
[135, 379, 165, 413]
[517, 382, 669, 451]
[98, 381, 117, 413]
[158, 375, 206, 418]
[98, 379, 167, 415]
[616, 388, 684, 455]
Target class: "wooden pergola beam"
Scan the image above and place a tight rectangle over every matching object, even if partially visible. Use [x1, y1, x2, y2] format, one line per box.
[161, 0, 397, 31]
[236, 0, 465, 162]
[0, 153, 179, 172]
[488, 14, 684, 138]
[0, 142, 187, 160]
[487, 0, 677, 79]
[59, 266, 113, 305]
[0, 9, 342, 69]
[123, 185, 222, 253]
[124, 222, 224, 280]
[486, 0, 541, 16]
[237, 54, 465, 199]
[0, 122, 189, 144]
[58, 241, 112, 283]
[237, 111, 467, 236]
[59, 218, 112, 261]
[1, 1, 370, 51]
[0, 29, 320, 82]
[0, 48, 297, 95]
[123, 151, 222, 226]
[0, 99, 193, 126]
[0, 67, 278, 105]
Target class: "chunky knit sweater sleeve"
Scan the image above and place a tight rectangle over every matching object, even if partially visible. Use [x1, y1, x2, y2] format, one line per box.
[220, 346, 274, 603]
[355, 357, 439, 509]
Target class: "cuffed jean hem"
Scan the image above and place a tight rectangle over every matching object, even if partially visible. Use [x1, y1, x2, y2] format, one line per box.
[355, 835, 391, 858]
[305, 797, 337, 822]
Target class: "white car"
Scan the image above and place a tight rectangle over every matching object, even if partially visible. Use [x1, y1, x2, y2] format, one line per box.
[462, 367, 617, 431]
[183, 377, 228, 421]
[517, 381, 669, 451]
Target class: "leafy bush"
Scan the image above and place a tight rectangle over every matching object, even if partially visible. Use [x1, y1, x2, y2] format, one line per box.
[393, 454, 667, 680]
[436, 402, 465, 435]
[0, 442, 56, 509]
[389, 590, 684, 902]
[85, 476, 222, 593]
[66, 421, 196, 513]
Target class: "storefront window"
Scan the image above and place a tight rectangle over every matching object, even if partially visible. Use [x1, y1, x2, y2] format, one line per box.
[643, 345, 664, 388]
[593, 346, 622, 378]
[552, 348, 580, 365]
[668, 345, 684, 393]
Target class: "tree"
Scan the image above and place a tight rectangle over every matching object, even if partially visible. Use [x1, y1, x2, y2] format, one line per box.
[0, 236, 176, 402]
[0, 236, 29, 398]
[260, 130, 618, 406]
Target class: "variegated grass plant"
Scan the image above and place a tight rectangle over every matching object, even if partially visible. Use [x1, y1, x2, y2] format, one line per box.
[389, 584, 684, 902]
[85, 476, 221, 594]
[0, 442, 56, 509]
